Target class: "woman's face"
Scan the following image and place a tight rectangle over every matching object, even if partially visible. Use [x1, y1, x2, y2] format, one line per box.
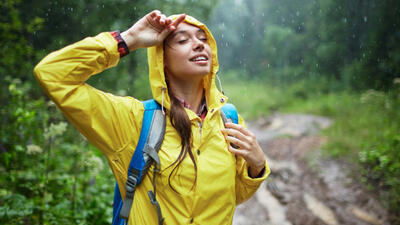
[164, 23, 212, 81]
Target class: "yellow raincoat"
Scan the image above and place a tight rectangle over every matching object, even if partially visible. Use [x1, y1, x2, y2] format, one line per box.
[34, 15, 270, 225]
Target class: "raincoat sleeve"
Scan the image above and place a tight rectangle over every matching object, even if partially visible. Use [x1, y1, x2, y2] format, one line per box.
[34, 32, 143, 156]
[235, 114, 270, 205]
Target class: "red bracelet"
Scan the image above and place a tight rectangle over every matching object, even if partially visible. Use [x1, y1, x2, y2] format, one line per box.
[110, 30, 129, 58]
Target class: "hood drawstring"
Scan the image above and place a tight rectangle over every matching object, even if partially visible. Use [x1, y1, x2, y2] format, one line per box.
[161, 87, 166, 115]
[216, 73, 224, 95]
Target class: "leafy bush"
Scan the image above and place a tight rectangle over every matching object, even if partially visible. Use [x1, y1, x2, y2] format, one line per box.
[0, 80, 114, 225]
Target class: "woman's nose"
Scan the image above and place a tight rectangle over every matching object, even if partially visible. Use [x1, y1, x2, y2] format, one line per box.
[193, 39, 205, 51]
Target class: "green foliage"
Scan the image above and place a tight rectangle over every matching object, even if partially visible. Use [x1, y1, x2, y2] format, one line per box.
[211, 0, 400, 90]
[1, 80, 115, 224]
[322, 89, 400, 214]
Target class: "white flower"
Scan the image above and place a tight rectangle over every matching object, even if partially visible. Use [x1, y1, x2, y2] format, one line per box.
[26, 144, 43, 155]
[44, 122, 68, 140]
[47, 100, 56, 107]
[84, 155, 104, 175]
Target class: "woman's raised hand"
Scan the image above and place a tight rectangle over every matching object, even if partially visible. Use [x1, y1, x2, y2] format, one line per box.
[121, 10, 186, 51]
[222, 123, 267, 178]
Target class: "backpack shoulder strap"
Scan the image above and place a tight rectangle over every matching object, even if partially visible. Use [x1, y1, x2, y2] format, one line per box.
[112, 99, 165, 225]
[220, 103, 239, 124]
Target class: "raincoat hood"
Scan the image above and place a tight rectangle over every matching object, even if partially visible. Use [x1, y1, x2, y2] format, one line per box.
[147, 15, 227, 113]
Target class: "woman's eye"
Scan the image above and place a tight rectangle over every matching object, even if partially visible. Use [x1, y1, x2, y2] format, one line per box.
[178, 39, 187, 44]
[198, 37, 207, 43]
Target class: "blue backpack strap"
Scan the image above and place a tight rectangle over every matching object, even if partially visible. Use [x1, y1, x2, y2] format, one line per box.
[221, 103, 239, 124]
[112, 99, 161, 225]
[128, 99, 161, 182]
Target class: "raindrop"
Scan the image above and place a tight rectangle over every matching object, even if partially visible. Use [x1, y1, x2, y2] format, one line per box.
[343, 18, 347, 23]
[296, 11, 300, 16]
[300, 59, 304, 64]
[363, 16, 367, 22]
[316, 63, 319, 68]
[134, 6, 136, 10]
[262, 13, 265, 17]
[267, 64, 270, 68]
[221, 34, 224, 39]
[102, 4, 105, 8]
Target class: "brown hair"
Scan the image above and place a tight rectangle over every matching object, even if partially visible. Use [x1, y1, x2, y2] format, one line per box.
[165, 85, 197, 193]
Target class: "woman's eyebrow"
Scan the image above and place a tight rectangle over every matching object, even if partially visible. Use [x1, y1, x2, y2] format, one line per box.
[196, 29, 206, 35]
[170, 30, 189, 39]
[170, 28, 205, 39]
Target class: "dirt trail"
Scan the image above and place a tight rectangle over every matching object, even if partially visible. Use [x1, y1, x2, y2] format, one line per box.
[233, 113, 390, 225]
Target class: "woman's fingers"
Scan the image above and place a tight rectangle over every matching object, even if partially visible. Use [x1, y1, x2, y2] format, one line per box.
[157, 13, 186, 40]
[222, 127, 249, 144]
[225, 122, 253, 136]
[165, 18, 172, 26]
[148, 11, 185, 32]
[227, 145, 248, 157]
[170, 14, 186, 29]
[224, 134, 251, 150]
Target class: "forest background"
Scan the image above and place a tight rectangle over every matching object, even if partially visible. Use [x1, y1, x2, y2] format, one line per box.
[1, 0, 399, 224]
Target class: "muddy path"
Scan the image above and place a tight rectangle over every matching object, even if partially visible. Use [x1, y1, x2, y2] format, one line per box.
[233, 114, 390, 225]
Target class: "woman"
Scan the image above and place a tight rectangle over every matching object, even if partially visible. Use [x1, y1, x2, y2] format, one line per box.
[34, 10, 270, 225]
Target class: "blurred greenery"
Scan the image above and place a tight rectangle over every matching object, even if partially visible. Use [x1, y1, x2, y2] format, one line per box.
[1, 0, 399, 224]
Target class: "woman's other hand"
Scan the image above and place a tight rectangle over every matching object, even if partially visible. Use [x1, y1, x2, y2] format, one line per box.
[121, 10, 186, 51]
[222, 123, 266, 178]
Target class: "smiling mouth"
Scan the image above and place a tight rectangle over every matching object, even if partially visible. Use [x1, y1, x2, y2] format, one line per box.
[189, 55, 208, 62]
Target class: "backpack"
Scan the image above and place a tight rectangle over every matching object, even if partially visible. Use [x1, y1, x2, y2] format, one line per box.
[112, 99, 239, 225]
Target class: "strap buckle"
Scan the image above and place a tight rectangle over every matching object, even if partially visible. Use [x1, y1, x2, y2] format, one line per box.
[119, 175, 138, 220]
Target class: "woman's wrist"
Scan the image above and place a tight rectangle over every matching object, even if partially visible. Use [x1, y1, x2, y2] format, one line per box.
[248, 161, 266, 178]
[121, 30, 139, 52]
